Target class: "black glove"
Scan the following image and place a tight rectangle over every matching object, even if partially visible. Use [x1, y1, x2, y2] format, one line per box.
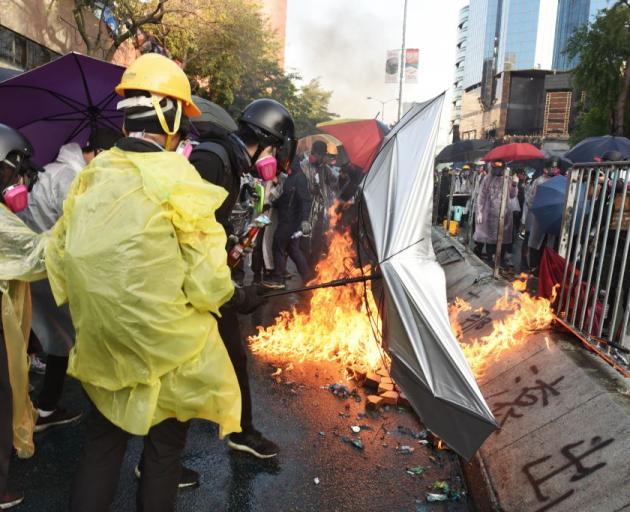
[233, 285, 267, 314]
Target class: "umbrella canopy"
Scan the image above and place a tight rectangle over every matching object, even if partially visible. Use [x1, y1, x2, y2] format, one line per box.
[0, 52, 125, 166]
[317, 118, 387, 171]
[565, 135, 630, 163]
[296, 133, 343, 157]
[532, 176, 585, 235]
[361, 94, 498, 460]
[483, 142, 544, 162]
[435, 139, 494, 164]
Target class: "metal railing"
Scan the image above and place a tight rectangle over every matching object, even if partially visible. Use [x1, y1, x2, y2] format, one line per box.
[434, 163, 630, 373]
[556, 162, 630, 367]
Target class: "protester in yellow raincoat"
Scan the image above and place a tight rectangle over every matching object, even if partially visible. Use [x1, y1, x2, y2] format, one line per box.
[0, 123, 46, 510]
[44, 54, 241, 512]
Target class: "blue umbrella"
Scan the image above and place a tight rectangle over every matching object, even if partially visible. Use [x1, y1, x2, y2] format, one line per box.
[531, 176, 585, 235]
[565, 135, 630, 163]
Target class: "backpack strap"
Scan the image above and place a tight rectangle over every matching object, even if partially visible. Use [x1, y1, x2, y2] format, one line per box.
[192, 141, 231, 173]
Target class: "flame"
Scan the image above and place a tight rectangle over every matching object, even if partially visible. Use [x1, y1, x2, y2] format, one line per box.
[454, 283, 559, 379]
[249, 206, 387, 374]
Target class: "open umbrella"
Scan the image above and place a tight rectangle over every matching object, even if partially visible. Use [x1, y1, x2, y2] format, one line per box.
[483, 142, 544, 162]
[360, 94, 498, 460]
[531, 176, 586, 235]
[296, 133, 343, 157]
[435, 139, 494, 164]
[317, 118, 388, 171]
[0, 52, 124, 166]
[565, 135, 630, 163]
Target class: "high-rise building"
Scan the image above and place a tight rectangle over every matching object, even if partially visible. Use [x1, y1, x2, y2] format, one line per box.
[451, 4, 470, 138]
[553, 0, 612, 71]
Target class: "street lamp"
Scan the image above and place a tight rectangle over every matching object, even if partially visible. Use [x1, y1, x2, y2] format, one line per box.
[366, 97, 398, 121]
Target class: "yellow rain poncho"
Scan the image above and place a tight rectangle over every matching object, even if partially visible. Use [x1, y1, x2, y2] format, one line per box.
[0, 206, 47, 458]
[45, 147, 241, 436]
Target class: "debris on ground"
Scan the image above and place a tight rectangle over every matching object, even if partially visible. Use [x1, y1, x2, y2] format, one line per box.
[327, 383, 351, 398]
[397, 426, 428, 440]
[351, 425, 361, 433]
[366, 395, 383, 411]
[396, 445, 415, 454]
[313, 477, 320, 485]
[341, 436, 365, 450]
[426, 493, 448, 502]
[425, 480, 465, 502]
[319, 431, 326, 437]
[406, 465, 426, 476]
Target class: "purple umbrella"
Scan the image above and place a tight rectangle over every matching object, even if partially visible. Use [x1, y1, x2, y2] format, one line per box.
[0, 52, 125, 165]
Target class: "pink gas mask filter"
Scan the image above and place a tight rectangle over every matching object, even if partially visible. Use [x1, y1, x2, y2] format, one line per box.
[3, 183, 28, 213]
[255, 155, 278, 181]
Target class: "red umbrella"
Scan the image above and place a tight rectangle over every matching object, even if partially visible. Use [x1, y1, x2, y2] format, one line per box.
[483, 142, 544, 162]
[317, 118, 389, 171]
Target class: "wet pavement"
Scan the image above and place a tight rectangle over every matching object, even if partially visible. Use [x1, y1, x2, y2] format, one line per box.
[11, 288, 472, 512]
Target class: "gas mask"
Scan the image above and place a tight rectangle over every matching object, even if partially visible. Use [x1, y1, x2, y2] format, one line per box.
[255, 154, 278, 181]
[2, 183, 28, 213]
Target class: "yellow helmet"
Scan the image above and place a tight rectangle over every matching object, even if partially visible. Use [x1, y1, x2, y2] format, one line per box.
[115, 54, 200, 118]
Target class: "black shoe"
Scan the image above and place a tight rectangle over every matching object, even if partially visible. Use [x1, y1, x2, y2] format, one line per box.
[252, 273, 262, 285]
[34, 408, 82, 432]
[227, 430, 279, 459]
[261, 279, 286, 290]
[0, 490, 24, 509]
[134, 464, 200, 489]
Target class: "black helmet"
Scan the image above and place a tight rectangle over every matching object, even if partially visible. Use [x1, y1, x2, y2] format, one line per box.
[239, 99, 296, 171]
[0, 123, 33, 163]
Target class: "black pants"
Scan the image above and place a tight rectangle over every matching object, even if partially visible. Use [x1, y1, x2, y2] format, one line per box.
[0, 337, 12, 497]
[37, 354, 68, 411]
[271, 223, 310, 281]
[70, 401, 189, 512]
[218, 308, 253, 431]
[251, 226, 266, 276]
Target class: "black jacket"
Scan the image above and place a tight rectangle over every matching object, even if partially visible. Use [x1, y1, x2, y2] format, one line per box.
[273, 166, 312, 231]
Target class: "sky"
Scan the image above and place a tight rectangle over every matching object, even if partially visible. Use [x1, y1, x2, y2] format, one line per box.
[284, 0, 468, 148]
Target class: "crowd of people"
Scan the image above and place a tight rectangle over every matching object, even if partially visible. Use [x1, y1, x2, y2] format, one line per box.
[0, 53, 362, 511]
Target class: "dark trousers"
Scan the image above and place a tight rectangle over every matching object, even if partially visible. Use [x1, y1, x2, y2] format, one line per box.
[37, 354, 68, 411]
[251, 226, 266, 276]
[271, 224, 310, 281]
[218, 308, 253, 431]
[70, 401, 189, 512]
[0, 338, 12, 496]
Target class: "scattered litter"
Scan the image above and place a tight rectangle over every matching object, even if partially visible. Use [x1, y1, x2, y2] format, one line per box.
[433, 481, 450, 493]
[338, 412, 350, 418]
[341, 436, 364, 450]
[313, 477, 320, 485]
[406, 465, 426, 476]
[397, 426, 428, 439]
[351, 425, 361, 433]
[397, 445, 415, 454]
[358, 424, 373, 431]
[319, 431, 326, 437]
[418, 440, 429, 445]
[328, 383, 351, 398]
[357, 412, 367, 419]
[426, 493, 448, 502]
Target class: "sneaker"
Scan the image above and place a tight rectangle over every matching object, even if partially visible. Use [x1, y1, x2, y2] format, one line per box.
[134, 464, 199, 489]
[34, 408, 82, 432]
[0, 490, 24, 509]
[29, 354, 46, 375]
[227, 430, 279, 459]
[261, 279, 286, 290]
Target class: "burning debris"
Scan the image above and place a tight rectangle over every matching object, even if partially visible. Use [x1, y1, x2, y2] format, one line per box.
[450, 279, 558, 379]
[249, 209, 387, 374]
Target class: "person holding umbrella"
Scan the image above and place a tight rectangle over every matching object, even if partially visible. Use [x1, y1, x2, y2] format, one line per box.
[18, 127, 121, 434]
[44, 54, 241, 512]
[473, 160, 519, 266]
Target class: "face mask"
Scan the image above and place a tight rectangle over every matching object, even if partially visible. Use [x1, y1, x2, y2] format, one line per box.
[175, 140, 193, 159]
[3, 184, 28, 213]
[255, 155, 278, 181]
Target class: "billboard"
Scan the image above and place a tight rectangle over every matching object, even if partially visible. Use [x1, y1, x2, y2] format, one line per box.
[385, 49, 419, 83]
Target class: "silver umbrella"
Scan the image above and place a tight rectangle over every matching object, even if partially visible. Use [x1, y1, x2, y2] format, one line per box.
[360, 94, 498, 460]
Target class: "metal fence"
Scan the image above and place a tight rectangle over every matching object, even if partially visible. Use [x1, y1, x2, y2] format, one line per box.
[433, 162, 630, 373]
[556, 162, 630, 368]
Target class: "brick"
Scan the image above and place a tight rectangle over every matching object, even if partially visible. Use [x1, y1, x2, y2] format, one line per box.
[364, 373, 381, 389]
[377, 382, 395, 394]
[376, 368, 390, 378]
[380, 391, 399, 405]
[366, 395, 383, 410]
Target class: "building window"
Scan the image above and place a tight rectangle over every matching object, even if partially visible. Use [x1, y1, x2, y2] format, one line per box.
[0, 25, 59, 71]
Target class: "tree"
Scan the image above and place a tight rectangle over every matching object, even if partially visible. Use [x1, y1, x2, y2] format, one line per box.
[566, 2, 630, 138]
[71, 0, 171, 61]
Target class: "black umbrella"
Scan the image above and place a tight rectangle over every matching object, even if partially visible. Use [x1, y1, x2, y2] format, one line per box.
[435, 139, 494, 164]
[565, 135, 630, 163]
